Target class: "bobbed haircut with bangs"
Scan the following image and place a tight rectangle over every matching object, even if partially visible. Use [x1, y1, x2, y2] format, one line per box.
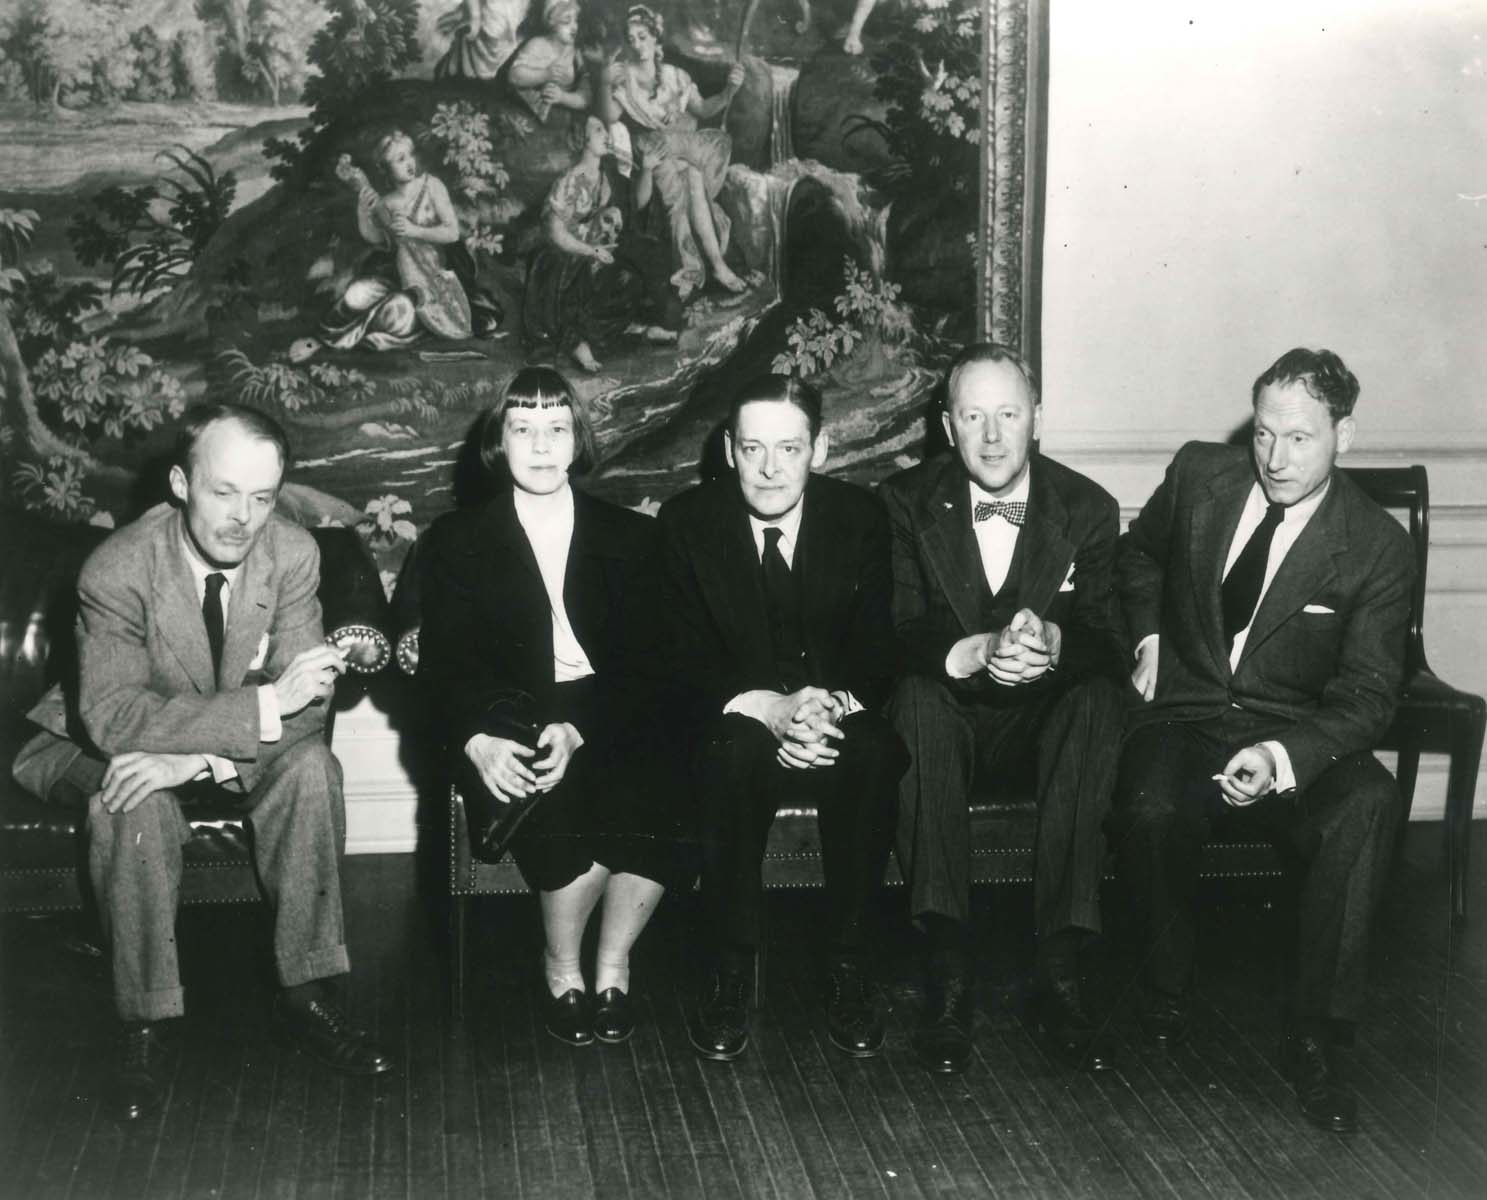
[478, 366, 598, 486]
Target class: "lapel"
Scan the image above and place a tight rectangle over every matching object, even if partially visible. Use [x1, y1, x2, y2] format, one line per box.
[1188, 456, 1254, 676]
[917, 460, 984, 634]
[793, 477, 846, 641]
[218, 525, 275, 687]
[481, 490, 554, 662]
[563, 490, 616, 653]
[153, 511, 218, 694]
[697, 484, 774, 669]
[1016, 456, 1075, 613]
[1238, 476, 1346, 665]
[481, 489, 544, 588]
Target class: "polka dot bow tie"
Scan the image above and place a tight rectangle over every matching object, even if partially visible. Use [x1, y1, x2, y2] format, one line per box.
[973, 499, 1028, 526]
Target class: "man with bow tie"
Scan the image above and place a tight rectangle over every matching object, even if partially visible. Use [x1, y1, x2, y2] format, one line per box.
[11, 403, 392, 1123]
[879, 343, 1128, 1075]
[1110, 348, 1413, 1134]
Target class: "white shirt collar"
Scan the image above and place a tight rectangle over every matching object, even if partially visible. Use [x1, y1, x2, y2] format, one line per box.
[1253, 476, 1330, 524]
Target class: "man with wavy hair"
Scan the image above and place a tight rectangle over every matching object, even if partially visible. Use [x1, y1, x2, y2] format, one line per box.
[1110, 348, 1413, 1134]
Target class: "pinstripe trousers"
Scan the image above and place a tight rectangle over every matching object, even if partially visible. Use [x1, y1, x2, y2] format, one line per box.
[888, 672, 1125, 936]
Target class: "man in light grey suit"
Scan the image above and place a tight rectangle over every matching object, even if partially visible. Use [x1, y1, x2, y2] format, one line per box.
[13, 403, 392, 1123]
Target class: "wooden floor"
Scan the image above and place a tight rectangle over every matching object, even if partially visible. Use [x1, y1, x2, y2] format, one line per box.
[2, 823, 1483, 1200]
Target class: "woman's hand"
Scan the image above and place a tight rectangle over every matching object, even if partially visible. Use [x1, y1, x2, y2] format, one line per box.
[590, 245, 615, 265]
[532, 722, 584, 791]
[465, 733, 539, 802]
[387, 211, 412, 238]
[540, 81, 562, 102]
[726, 63, 746, 93]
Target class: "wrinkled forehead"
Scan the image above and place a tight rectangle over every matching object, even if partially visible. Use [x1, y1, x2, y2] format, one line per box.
[1253, 381, 1337, 431]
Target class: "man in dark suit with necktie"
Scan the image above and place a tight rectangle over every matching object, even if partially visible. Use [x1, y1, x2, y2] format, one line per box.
[11, 403, 392, 1122]
[1110, 347, 1413, 1134]
[657, 375, 908, 1063]
[879, 343, 1128, 1075]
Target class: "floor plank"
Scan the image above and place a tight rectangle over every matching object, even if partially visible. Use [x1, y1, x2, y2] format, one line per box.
[0, 822, 1482, 1199]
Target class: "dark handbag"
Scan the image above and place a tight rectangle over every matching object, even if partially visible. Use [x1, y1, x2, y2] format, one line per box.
[465, 694, 545, 864]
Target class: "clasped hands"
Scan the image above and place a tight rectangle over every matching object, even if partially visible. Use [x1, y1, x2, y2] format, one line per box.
[739, 686, 849, 771]
[465, 723, 584, 804]
[954, 609, 1061, 686]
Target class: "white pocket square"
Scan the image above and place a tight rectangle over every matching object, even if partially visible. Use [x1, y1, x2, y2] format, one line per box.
[1302, 604, 1335, 615]
[248, 633, 270, 670]
[1058, 564, 1076, 592]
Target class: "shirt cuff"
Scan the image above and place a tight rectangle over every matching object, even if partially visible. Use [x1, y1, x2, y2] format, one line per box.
[1259, 740, 1296, 794]
[945, 635, 986, 680]
[201, 754, 238, 785]
[257, 684, 282, 743]
[833, 691, 864, 718]
[723, 691, 765, 721]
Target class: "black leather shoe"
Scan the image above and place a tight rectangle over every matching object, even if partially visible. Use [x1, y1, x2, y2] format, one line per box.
[108, 1020, 169, 1123]
[544, 988, 595, 1046]
[592, 988, 634, 1044]
[1029, 977, 1115, 1072]
[825, 960, 884, 1058]
[1281, 1030, 1358, 1134]
[1141, 991, 1190, 1049]
[688, 967, 751, 1062]
[913, 958, 973, 1074]
[274, 995, 396, 1075]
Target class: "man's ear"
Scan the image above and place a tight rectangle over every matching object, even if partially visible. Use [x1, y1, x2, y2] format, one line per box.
[810, 431, 829, 469]
[941, 409, 955, 447]
[1335, 415, 1356, 456]
[723, 430, 736, 470]
[1032, 402, 1044, 443]
[168, 464, 189, 506]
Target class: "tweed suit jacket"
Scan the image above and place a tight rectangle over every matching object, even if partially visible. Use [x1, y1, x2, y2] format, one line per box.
[21, 502, 328, 794]
[1116, 441, 1415, 791]
[877, 450, 1128, 699]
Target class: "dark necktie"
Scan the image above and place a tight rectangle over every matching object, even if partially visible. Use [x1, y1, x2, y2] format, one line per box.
[973, 499, 1028, 526]
[1221, 502, 1285, 644]
[203, 572, 226, 679]
[761, 527, 805, 689]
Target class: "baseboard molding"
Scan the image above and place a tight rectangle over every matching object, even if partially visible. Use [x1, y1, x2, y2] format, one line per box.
[336, 745, 1483, 857]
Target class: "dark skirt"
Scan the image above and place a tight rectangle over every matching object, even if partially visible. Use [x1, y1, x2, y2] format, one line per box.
[459, 677, 697, 892]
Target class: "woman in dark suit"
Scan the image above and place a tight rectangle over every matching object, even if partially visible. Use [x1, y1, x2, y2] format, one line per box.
[418, 366, 691, 1046]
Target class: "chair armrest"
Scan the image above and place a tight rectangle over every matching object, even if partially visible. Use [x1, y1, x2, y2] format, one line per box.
[310, 528, 393, 685]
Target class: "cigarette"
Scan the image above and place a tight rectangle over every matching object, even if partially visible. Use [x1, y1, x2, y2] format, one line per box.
[1211, 773, 1233, 784]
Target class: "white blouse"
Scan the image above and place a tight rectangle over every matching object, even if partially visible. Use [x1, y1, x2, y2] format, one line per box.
[512, 485, 595, 683]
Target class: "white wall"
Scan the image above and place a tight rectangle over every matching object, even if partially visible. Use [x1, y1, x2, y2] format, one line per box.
[1041, 0, 1487, 823]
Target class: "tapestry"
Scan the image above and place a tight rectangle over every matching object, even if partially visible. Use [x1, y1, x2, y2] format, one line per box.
[0, 0, 1040, 591]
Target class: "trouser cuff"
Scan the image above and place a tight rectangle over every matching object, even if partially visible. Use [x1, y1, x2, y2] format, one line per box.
[117, 984, 185, 1022]
[912, 885, 969, 926]
[1040, 900, 1102, 940]
[278, 945, 350, 988]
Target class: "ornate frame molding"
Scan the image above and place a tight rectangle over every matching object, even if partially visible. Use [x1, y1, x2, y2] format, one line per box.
[977, 0, 1049, 374]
